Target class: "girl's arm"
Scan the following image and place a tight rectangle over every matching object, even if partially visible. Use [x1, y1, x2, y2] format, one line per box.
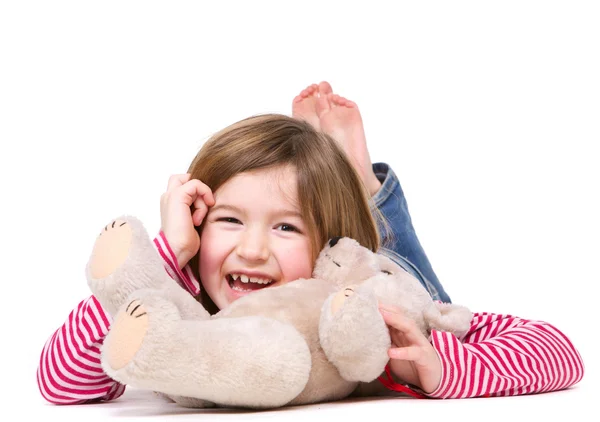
[426, 312, 584, 398]
[37, 232, 199, 404]
[37, 295, 125, 404]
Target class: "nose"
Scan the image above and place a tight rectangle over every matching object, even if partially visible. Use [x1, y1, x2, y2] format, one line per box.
[236, 229, 269, 262]
[329, 237, 342, 248]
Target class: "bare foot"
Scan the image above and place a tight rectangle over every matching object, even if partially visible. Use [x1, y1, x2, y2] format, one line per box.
[316, 82, 381, 196]
[291, 83, 321, 130]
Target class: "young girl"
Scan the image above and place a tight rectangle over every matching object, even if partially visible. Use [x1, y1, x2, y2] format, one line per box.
[37, 81, 584, 404]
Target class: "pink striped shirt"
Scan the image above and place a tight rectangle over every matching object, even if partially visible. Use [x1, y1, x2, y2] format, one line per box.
[37, 234, 584, 404]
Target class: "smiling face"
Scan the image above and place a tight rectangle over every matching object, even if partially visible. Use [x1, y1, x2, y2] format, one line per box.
[198, 165, 314, 310]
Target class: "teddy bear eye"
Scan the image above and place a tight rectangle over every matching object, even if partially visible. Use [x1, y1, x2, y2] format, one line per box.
[382, 270, 392, 275]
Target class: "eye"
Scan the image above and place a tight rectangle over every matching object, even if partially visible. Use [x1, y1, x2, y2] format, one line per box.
[382, 270, 392, 275]
[276, 223, 300, 233]
[218, 217, 241, 224]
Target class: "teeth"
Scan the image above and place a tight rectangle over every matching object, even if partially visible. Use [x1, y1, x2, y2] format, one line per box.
[230, 273, 273, 285]
[250, 276, 271, 284]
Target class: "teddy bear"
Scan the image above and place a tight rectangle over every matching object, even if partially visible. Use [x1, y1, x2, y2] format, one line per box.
[86, 215, 473, 409]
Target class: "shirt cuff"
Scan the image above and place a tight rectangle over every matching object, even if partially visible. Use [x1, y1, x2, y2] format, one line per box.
[153, 231, 201, 296]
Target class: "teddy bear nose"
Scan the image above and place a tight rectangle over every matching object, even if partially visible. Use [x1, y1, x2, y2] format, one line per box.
[329, 237, 342, 248]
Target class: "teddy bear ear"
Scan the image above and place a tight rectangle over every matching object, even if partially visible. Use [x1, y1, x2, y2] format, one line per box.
[328, 237, 343, 248]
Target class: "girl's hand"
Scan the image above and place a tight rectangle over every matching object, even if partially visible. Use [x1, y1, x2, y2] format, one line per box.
[160, 174, 215, 269]
[379, 304, 442, 394]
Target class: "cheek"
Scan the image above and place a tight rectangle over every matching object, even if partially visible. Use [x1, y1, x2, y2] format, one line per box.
[199, 225, 227, 278]
[278, 242, 314, 281]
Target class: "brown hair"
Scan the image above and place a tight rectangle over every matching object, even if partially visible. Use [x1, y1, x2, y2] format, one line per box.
[187, 114, 389, 313]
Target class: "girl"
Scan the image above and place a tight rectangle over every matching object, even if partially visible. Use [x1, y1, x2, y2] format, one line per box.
[37, 82, 584, 404]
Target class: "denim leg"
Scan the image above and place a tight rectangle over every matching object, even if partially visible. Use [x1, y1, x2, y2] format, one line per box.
[371, 163, 451, 303]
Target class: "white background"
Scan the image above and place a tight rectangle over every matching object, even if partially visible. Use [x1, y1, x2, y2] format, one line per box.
[1, 1, 598, 420]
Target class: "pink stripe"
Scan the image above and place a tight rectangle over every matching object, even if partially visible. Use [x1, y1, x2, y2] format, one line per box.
[64, 315, 104, 372]
[497, 338, 535, 390]
[91, 295, 111, 328]
[155, 232, 199, 295]
[512, 331, 553, 391]
[37, 363, 86, 404]
[465, 344, 477, 397]
[432, 332, 454, 397]
[154, 235, 194, 294]
[79, 317, 102, 365]
[68, 312, 103, 368]
[514, 330, 559, 392]
[50, 335, 107, 386]
[537, 324, 583, 386]
[154, 235, 180, 281]
[474, 358, 486, 397]
[184, 266, 201, 294]
[41, 337, 110, 400]
[468, 343, 509, 395]
[523, 329, 563, 391]
[71, 300, 101, 363]
[490, 339, 528, 389]
[38, 339, 81, 404]
[446, 336, 463, 398]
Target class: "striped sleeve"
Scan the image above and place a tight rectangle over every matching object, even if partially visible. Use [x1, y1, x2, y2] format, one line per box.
[153, 231, 201, 296]
[426, 312, 585, 399]
[36, 295, 126, 404]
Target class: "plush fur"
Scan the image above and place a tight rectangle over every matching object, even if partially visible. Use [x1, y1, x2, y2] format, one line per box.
[86, 215, 473, 409]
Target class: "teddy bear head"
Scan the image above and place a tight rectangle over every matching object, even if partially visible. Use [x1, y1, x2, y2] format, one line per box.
[312, 237, 403, 288]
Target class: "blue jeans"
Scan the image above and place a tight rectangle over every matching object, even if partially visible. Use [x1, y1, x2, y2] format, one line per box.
[371, 163, 451, 303]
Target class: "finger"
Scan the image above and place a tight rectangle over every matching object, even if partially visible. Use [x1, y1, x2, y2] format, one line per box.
[167, 174, 191, 191]
[388, 346, 422, 361]
[379, 305, 430, 346]
[192, 205, 208, 226]
[180, 179, 215, 207]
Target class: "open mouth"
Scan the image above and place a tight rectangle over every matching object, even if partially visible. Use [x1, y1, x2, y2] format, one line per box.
[227, 274, 275, 293]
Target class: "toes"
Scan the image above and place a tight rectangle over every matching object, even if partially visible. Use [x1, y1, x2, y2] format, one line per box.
[330, 94, 356, 109]
[315, 95, 331, 117]
[104, 299, 149, 370]
[89, 219, 132, 279]
[297, 84, 318, 101]
[318, 81, 333, 96]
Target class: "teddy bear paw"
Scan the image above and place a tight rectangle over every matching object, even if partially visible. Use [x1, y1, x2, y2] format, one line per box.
[85, 215, 174, 316]
[88, 218, 132, 279]
[103, 298, 149, 371]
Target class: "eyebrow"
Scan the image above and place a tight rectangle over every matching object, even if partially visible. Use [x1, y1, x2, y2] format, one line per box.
[210, 204, 303, 219]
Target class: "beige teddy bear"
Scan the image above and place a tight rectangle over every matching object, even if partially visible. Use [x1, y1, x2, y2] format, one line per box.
[86, 216, 472, 409]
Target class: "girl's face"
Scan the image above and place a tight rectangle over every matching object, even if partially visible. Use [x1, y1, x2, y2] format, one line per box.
[199, 165, 313, 310]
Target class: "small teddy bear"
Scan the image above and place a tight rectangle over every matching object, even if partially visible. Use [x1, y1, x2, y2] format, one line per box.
[86, 215, 472, 409]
